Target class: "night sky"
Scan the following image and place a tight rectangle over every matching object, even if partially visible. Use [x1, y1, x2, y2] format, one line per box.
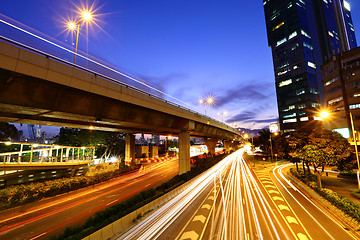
[1, 0, 360, 135]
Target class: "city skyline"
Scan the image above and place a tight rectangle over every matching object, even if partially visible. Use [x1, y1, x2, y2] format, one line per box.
[2, 0, 360, 131]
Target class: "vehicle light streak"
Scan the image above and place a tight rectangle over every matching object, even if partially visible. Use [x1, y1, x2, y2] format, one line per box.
[273, 164, 351, 240]
[119, 149, 300, 240]
[0, 159, 178, 238]
[0, 17, 197, 111]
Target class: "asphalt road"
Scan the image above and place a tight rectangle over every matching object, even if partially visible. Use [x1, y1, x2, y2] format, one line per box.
[0, 158, 179, 240]
[117, 149, 358, 240]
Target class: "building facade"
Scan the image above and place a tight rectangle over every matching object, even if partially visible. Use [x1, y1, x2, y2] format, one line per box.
[322, 46, 360, 138]
[263, 0, 357, 131]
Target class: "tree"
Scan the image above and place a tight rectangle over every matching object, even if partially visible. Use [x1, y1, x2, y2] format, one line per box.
[0, 122, 18, 141]
[257, 129, 270, 153]
[55, 128, 126, 160]
[294, 127, 352, 188]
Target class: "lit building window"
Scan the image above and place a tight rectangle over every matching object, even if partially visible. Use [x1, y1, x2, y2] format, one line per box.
[328, 31, 334, 37]
[283, 118, 297, 123]
[296, 89, 305, 95]
[308, 62, 316, 69]
[273, 22, 285, 31]
[279, 79, 292, 87]
[288, 31, 297, 40]
[312, 103, 319, 107]
[276, 38, 287, 47]
[314, 116, 323, 121]
[325, 77, 339, 86]
[283, 113, 296, 118]
[328, 96, 343, 105]
[350, 104, 360, 109]
[300, 117, 309, 121]
[301, 29, 311, 38]
[354, 93, 360, 97]
[344, 1, 351, 11]
[303, 42, 313, 50]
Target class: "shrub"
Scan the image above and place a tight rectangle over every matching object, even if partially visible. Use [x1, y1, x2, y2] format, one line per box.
[291, 168, 360, 222]
[51, 153, 229, 240]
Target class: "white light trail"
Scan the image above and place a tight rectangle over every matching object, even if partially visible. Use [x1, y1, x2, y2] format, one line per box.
[0, 16, 198, 112]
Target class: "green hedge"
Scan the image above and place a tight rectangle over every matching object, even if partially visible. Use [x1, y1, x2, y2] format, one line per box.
[0, 164, 138, 210]
[50, 153, 228, 240]
[290, 168, 360, 222]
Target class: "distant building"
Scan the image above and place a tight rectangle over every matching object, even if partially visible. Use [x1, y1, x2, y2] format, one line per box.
[150, 135, 160, 146]
[322, 46, 360, 138]
[263, 0, 357, 131]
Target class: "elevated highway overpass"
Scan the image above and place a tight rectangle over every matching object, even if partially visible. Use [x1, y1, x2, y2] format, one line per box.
[0, 37, 241, 174]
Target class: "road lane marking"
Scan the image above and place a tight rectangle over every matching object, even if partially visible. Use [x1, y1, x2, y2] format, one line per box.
[272, 196, 284, 201]
[297, 233, 309, 240]
[286, 216, 298, 224]
[264, 184, 276, 189]
[278, 204, 290, 211]
[268, 190, 280, 194]
[201, 204, 211, 210]
[180, 230, 199, 240]
[193, 215, 206, 223]
[208, 196, 214, 200]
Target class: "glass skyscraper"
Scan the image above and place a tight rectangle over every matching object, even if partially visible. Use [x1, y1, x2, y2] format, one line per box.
[263, 0, 357, 131]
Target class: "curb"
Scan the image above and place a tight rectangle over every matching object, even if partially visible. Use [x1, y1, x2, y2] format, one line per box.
[82, 175, 197, 240]
[286, 170, 360, 239]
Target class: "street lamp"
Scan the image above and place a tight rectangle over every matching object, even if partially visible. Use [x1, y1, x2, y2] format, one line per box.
[321, 111, 360, 190]
[199, 97, 213, 115]
[269, 132, 278, 161]
[218, 111, 227, 122]
[68, 11, 93, 65]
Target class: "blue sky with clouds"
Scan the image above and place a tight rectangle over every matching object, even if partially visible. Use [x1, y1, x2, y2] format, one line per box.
[1, 0, 360, 135]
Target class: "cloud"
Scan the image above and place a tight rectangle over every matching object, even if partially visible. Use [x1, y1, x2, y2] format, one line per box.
[227, 111, 255, 122]
[214, 82, 274, 107]
[137, 73, 190, 98]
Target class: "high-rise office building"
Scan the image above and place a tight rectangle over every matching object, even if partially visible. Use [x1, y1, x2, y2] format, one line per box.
[263, 0, 357, 131]
[322, 46, 360, 138]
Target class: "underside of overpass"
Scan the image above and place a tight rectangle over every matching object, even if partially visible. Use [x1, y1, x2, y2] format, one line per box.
[0, 38, 242, 174]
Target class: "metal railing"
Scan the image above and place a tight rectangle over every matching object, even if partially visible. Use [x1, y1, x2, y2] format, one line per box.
[0, 35, 237, 133]
[0, 141, 94, 165]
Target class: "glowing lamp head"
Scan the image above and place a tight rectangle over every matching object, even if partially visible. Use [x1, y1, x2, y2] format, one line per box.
[82, 11, 92, 21]
[199, 99, 203, 104]
[244, 134, 249, 139]
[5, 141, 12, 146]
[89, 125, 95, 131]
[207, 98, 213, 104]
[320, 111, 330, 119]
[68, 22, 76, 30]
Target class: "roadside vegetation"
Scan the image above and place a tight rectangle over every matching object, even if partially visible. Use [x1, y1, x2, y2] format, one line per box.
[0, 163, 138, 210]
[290, 168, 360, 223]
[254, 126, 354, 188]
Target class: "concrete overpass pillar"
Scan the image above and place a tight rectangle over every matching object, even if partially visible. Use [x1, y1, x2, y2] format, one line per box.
[179, 131, 190, 174]
[150, 145, 159, 158]
[223, 140, 231, 154]
[125, 134, 135, 165]
[204, 138, 217, 157]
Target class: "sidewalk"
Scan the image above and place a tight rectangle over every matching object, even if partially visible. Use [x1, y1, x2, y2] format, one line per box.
[321, 172, 360, 206]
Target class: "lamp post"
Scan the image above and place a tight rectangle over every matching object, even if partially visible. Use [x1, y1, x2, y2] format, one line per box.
[218, 111, 227, 122]
[269, 132, 278, 161]
[320, 110, 360, 190]
[68, 11, 92, 65]
[199, 97, 213, 115]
